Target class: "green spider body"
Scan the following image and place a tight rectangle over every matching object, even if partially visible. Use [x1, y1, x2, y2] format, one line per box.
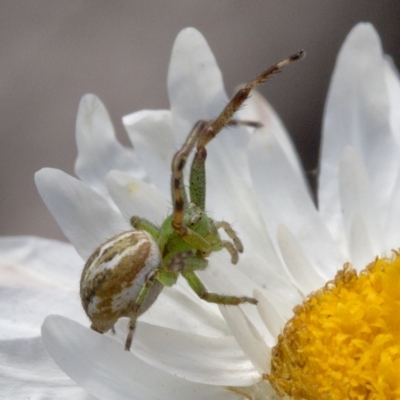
[158, 206, 223, 263]
[138, 207, 221, 290]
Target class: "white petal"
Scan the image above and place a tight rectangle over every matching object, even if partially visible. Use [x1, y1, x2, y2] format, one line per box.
[277, 224, 326, 295]
[220, 306, 270, 374]
[123, 109, 174, 195]
[319, 23, 399, 244]
[0, 236, 81, 288]
[199, 251, 300, 324]
[248, 127, 343, 278]
[338, 146, 382, 258]
[195, 123, 281, 288]
[348, 213, 375, 271]
[238, 90, 305, 182]
[168, 27, 226, 141]
[106, 170, 169, 225]
[75, 94, 145, 194]
[235, 250, 297, 303]
[35, 168, 130, 259]
[42, 316, 242, 400]
[0, 336, 95, 400]
[0, 287, 86, 340]
[130, 321, 259, 386]
[203, 127, 284, 289]
[255, 288, 296, 324]
[254, 289, 285, 340]
[384, 170, 400, 250]
[140, 278, 231, 337]
[383, 57, 400, 146]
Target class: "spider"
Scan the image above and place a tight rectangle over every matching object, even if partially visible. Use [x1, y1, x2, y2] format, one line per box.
[80, 50, 305, 351]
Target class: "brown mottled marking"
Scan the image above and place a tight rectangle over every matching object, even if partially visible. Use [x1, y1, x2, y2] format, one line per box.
[171, 120, 210, 231]
[80, 231, 161, 333]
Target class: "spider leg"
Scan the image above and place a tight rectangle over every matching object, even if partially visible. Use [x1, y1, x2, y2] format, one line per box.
[188, 118, 263, 210]
[197, 50, 305, 150]
[189, 142, 207, 209]
[221, 240, 239, 264]
[215, 221, 243, 253]
[170, 51, 304, 248]
[125, 269, 159, 351]
[130, 216, 159, 239]
[219, 119, 263, 129]
[214, 220, 243, 264]
[183, 270, 257, 305]
[171, 120, 210, 221]
[186, 52, 304, 212]
[170, 121, 213, 252]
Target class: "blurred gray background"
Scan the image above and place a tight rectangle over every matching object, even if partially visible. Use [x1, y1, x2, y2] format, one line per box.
[1, 1, 400, 242]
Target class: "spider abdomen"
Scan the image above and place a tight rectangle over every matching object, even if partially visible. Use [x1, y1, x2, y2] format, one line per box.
[80, 230, 162, 333]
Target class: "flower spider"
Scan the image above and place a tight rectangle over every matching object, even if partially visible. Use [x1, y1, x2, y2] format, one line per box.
[80, 50, 305, 350]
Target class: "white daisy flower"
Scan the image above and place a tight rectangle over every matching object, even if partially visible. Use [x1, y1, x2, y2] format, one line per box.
[237, 22, 400, 399]
[1, 21, 399, 400]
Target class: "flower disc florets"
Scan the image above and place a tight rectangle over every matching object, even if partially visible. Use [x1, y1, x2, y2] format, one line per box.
[267, 255, 400, 399]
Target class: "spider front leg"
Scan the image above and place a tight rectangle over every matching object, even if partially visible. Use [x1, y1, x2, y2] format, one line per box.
[170, 51, 305, 249]
[167, 252, 257, 306]
[170, 121, 214, 253]
[130, 216, 159, 240]
[215, 221, 243, 264]
[170, 122, 245, 263]
[125, 266, 179, 351]
[183, 270, 257, 306]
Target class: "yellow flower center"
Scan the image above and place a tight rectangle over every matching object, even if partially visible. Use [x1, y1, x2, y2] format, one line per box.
[266, 255, 400, 400]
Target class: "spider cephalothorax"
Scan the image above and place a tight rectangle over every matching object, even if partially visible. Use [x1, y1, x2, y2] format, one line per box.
[80, 50, 305, 350]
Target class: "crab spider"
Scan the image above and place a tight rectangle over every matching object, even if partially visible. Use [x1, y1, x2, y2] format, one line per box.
[80, 50, 305, 350]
